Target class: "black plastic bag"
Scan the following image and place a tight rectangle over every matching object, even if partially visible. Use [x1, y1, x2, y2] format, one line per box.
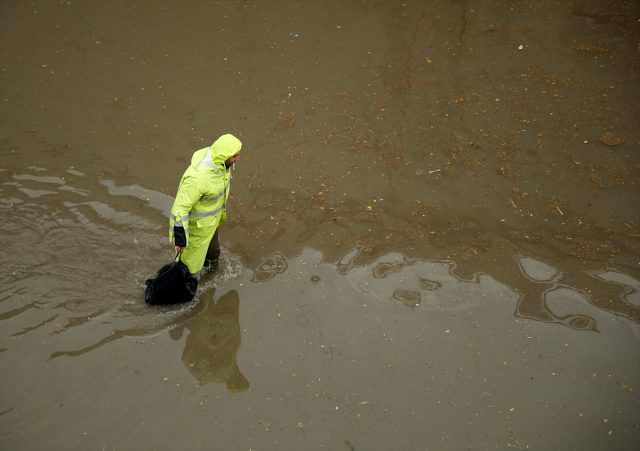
[145, 253, 198, 306]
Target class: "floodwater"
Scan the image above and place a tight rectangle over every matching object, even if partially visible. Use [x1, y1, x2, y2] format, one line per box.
[1, 1, 639, 450]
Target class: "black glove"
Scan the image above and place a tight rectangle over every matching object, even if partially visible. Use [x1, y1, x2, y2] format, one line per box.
[174, 225, 187, 247]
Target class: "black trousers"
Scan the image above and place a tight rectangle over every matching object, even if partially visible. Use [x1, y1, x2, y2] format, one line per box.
[205, 228, 221, 268]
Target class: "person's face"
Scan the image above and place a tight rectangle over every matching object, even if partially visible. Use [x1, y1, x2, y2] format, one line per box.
[225, 151, 241, 167]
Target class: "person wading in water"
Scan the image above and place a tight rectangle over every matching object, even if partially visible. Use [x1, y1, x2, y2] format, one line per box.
[169, 134, 242, 274]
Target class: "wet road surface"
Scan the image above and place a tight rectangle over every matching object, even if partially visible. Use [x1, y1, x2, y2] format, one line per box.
[1, 1, 639, 450]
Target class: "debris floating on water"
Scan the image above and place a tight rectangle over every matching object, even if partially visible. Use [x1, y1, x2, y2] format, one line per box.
[415, 169, 441, 175]
[599, 133, 625, 146]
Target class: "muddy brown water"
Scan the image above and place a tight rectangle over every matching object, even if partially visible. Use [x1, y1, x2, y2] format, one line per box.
[1, 1, 639, 450]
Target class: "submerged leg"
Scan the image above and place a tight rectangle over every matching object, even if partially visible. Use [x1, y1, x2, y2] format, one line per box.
[204, 228, 221, 271]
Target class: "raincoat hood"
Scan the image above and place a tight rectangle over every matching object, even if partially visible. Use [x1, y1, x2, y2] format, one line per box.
[191, 134, 242, 170]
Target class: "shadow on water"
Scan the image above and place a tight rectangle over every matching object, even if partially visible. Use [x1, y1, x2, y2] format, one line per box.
[168, 289, 249, 393]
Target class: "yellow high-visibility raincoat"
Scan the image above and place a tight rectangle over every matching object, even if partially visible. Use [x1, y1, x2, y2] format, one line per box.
[169, 134, 241, 274]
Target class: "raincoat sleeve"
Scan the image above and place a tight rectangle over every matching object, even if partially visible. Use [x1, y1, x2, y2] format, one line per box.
[169, 175, 201, 247]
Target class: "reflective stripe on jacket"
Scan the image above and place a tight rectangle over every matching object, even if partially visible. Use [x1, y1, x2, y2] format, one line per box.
[169, 161, 230, 248]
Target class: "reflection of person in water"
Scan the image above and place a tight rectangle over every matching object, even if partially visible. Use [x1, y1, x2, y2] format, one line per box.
[169, 290, 249, 393]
